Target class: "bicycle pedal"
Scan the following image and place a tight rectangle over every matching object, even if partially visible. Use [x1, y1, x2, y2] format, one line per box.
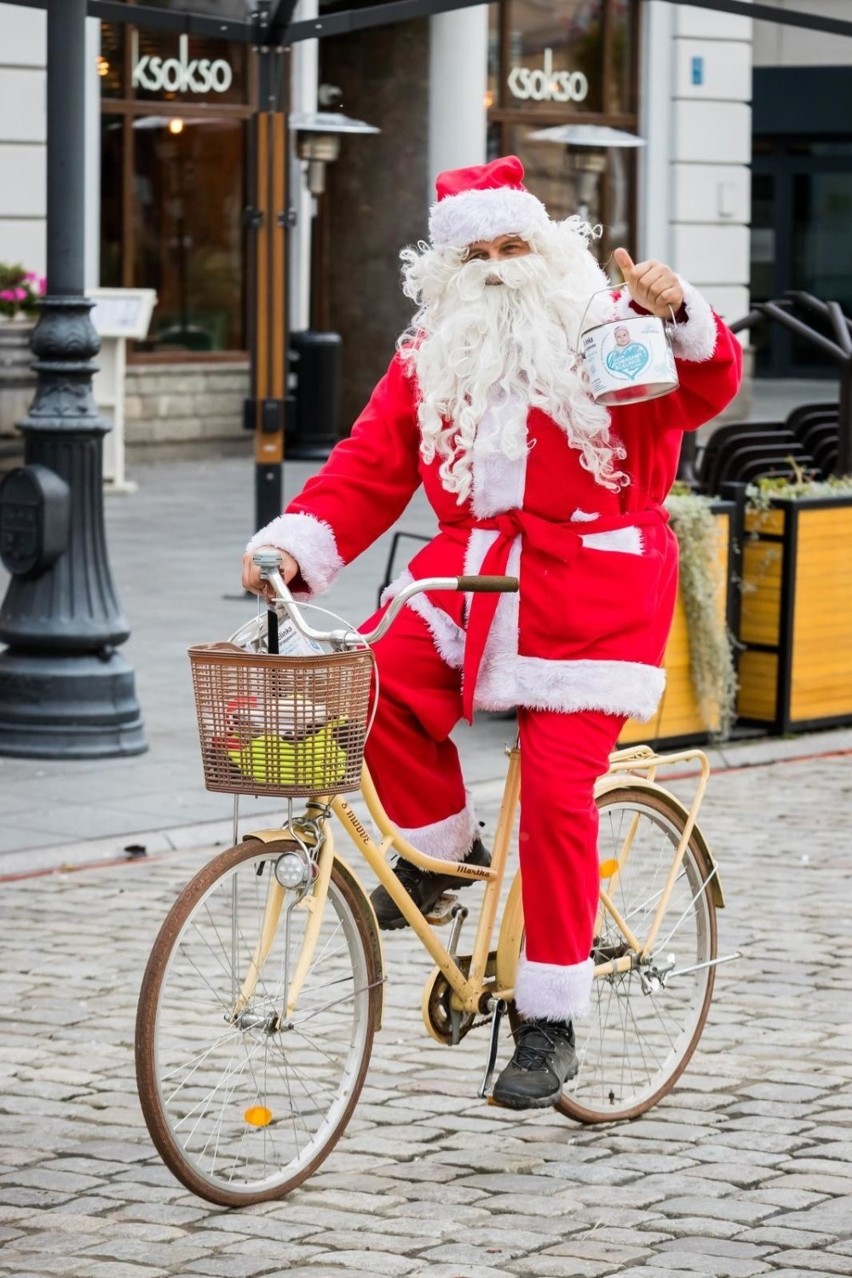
[425, 893, 458, 925]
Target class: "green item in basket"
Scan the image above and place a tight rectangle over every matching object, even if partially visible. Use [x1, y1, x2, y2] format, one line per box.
[228, 719, 348, 786]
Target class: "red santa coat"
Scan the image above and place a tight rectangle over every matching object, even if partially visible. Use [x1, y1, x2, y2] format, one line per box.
[248, 284, 742, 722]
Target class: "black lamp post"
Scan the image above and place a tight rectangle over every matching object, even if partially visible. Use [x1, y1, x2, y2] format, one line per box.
[0, 0, 145, 758]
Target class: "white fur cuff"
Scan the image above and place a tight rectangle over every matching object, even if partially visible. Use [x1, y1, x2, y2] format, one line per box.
[397, 795, 478, 862]
[515, 955, 595, 1021]
[429, 188, 549, 249]
[245, 512, 343, 598]
[670, 279, 718, 362]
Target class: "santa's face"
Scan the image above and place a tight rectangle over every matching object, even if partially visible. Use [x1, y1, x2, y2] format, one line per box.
[398, 218, 625, 500]
[464, 234, 532, 284]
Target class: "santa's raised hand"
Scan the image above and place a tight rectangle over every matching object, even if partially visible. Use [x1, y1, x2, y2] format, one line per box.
[613, 248, 684, 319]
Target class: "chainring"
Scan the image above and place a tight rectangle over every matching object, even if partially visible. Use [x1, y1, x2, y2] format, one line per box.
[422, 951, 498, 1045]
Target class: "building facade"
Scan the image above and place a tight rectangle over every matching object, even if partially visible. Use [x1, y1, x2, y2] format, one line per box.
[0, 0, 849, 455]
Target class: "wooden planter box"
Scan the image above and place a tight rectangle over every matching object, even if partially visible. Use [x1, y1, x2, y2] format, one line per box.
[619, 502, 735, 748]
[736, 495, 852, 733]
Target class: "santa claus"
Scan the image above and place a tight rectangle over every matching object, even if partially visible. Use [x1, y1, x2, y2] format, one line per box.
[242, 155, 742, 1109]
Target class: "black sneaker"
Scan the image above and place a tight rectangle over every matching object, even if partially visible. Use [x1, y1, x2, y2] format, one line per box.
[491, 1018, 578, 1110]
[370, 836, 491, 931]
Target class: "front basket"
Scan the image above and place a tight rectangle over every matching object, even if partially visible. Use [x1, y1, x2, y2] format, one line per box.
[189, 643, 374, 798]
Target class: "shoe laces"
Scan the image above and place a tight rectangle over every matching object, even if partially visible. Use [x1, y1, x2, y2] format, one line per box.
[512, 1021, 571, 1073]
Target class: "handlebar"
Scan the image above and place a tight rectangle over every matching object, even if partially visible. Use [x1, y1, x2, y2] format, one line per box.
[252, 550, 518, 649]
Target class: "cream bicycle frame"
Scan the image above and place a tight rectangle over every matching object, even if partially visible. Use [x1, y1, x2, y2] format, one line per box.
[237, 740, 719, 1023]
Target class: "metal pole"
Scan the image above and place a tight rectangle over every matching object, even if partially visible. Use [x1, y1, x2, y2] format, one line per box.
[0, 0, 145, 757]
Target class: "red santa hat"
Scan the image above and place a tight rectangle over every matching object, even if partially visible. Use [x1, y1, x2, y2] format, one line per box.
[428, 155, 549, 249]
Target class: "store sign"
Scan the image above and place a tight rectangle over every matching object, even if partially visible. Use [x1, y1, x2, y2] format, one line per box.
[133, 34, 234, 95]
[508, 48, 589, 103]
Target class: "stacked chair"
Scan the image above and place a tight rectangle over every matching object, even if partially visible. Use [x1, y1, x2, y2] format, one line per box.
[695, 402, 838, 495]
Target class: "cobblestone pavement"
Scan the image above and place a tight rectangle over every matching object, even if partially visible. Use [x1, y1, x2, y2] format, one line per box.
[1, 749, 851, 1278]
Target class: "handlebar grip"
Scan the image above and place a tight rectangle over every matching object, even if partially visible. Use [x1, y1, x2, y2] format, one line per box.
[456, 575, 519, 593]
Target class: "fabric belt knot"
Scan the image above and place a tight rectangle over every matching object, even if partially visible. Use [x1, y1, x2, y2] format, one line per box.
[455, 504, 667, 723]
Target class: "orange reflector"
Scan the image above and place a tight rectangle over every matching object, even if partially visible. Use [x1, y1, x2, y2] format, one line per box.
[599, 859, 619, 879]
[244, 1105, 273, 1128]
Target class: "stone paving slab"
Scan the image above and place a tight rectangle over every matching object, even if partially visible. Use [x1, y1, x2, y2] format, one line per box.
[0, 749, 851, 1276]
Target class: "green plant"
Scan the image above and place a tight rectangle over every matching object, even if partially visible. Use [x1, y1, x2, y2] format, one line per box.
[746, 467, 852, 509]
[666, 492, 738, 739]
[0, 263, 45, 318]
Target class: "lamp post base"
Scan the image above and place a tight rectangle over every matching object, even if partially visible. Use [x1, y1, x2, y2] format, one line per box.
[0, 649, 147, 759]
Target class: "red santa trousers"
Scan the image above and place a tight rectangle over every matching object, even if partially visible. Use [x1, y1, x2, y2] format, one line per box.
[363, 604, 626, 1022]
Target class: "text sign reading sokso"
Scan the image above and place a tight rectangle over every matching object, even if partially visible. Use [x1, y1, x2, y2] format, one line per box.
[133, 34, 234, 96]
[508, 48, 589, 104]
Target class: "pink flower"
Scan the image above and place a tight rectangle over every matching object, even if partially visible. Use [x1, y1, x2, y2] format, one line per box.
[0, 289, 16, 301]
[37, 276, 46, 293]
[13, 287, 26, 301]
[24, 271, 38, 281]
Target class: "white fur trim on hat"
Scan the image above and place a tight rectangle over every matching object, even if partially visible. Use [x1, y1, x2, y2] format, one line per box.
[515, 955, 595, 1021]
[245, 512, 343, 598]
[396, 794, 478, 862]
[670, 279, 718, 362]
[474, 656, 666, 721]
[429, 187, 549, 249]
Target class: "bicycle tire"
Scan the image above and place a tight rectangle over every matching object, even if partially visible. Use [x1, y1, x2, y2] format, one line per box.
[561, 787, 717, 1122]
[508, 786, 717, 1124]
[136, 838, 379, 1206]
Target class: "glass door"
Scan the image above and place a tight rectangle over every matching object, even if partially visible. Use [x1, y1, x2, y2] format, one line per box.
[751, 142, 852, 376]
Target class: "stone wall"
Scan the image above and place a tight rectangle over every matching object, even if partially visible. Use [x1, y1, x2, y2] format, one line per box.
[124, 361, 250, 457]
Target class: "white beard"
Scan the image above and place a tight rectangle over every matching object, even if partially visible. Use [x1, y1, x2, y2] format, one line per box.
[398, 220, 627, 504]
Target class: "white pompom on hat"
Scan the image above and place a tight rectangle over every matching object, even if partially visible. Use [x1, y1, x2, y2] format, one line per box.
[428, 154, 550, 249]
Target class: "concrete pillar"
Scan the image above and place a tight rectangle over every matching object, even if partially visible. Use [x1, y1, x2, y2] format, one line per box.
[639, 2, 753, 326]
[428, 6, 488, 186]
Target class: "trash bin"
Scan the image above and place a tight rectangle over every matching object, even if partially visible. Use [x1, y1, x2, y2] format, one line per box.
[287, 330, 342, 459]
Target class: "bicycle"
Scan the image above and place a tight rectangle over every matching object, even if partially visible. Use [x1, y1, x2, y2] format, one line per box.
[135, 552, 733, 1207]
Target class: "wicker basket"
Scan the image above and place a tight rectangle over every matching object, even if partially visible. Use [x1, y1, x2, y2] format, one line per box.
[189, 643, 374, 798]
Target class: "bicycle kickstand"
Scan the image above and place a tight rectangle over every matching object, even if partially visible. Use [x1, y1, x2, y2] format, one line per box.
[478, 998, 508, 1099]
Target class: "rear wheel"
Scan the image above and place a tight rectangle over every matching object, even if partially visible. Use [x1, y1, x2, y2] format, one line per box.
[136, 838, 379, 1205]
[558, 787, 717, 1122]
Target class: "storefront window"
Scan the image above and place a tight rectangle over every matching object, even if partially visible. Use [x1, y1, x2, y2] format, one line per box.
[133, 119, 246, 351]
[99, 15, 252, 354]
[130, 28, 248, 106]
[509, 0, 603, 115]
[488, 0, 639, 262]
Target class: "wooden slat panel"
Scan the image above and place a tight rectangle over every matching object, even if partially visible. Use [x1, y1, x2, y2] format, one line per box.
[739, 539, 782, 645]
[789, 506, 852, 722]
[736, 651, 778, 721]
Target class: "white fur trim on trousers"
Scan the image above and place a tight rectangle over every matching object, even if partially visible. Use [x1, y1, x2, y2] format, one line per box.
[245, 512, 343, 597]
[514, 955, 595, 1021]
[396, 795, 478, 862]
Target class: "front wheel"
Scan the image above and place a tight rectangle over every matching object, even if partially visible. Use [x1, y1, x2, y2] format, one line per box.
[136, 839, 380, 1206]
[558, 787, 718, 1123]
